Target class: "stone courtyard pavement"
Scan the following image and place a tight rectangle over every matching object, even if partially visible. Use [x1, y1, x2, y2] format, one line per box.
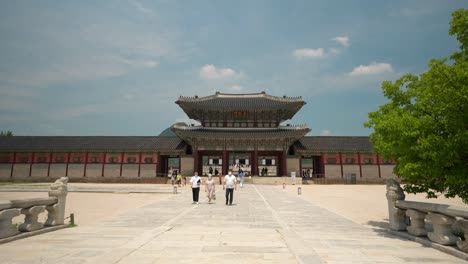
[0, 185, 464, 264]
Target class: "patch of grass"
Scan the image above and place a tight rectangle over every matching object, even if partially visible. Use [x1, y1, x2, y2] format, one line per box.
[68, 223, 78, 228]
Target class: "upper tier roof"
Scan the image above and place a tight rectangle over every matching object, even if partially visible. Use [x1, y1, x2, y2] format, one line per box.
[176, 92, 306, 121]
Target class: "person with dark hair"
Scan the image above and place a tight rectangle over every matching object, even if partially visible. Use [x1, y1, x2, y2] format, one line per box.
[223, 171, 237, 205]
[190, 172, 201, 204]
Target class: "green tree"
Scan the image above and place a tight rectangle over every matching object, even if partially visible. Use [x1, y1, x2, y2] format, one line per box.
[365, 9, 468, 203]
[0, 130, 14, 136]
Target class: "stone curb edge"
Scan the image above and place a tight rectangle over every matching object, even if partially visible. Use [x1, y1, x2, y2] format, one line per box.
[386, 229, 468, 261]
[0, 225, 68, 245]
[0, 189, 173, 194]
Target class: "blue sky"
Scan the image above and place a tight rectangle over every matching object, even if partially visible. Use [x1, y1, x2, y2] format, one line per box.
[0, 1, 466, 136]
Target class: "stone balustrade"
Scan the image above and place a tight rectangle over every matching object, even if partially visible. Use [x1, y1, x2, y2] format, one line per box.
[386, 178, 468, 253]
[0, 177, 69, 239]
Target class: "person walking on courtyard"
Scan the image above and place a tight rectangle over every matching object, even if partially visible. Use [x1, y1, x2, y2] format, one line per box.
[238, 169, 245, 188]
[182, 175, 186, 187]
[223, 171, 237, 205]
[190, 172, 202, 204]
[176, 172, 182, 187]
[205, 174, 216, 204]
[218, 171, 222, 185]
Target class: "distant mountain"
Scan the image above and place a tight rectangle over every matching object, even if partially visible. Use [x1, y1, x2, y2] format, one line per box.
[158, 123, 186, 136]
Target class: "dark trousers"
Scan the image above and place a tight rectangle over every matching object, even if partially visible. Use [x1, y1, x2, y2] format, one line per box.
[225, 188, 234, 205]
[192, 187, 200, 202]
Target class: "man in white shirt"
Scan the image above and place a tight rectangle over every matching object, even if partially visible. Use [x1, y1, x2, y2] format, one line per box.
[190, 172, 201, 204]
[223, 171, 237, 206]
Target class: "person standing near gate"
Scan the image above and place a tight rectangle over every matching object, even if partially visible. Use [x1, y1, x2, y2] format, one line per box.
[223, 171, 237, 205]
[190, 172, 202, 204]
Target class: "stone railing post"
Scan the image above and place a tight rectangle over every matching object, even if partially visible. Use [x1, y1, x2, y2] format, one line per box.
[386, 178, 406, 231]
[406, 209, 427, 236]
[45, 177, 69, 226]
[455, 219, 468, 253]
[0, 208, 21, 238]
[426, 212, 458, 245]
[19, 205, 45, 232]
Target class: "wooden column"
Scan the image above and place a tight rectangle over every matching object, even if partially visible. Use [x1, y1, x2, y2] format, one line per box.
[120, 152, 124, 177]
[65, 152, 70, 177]
[282, 148, 287, 176]
[101, 152, 107, 177]
[83, 152, 89, 177]
[222, 149, 228, 175]
[377, 154, 381, 178]
[320, 154, 325, 178]
[253, 145, 258, 176]
[138, 152, 142, 177]
[156, 153, 162, 176]
[339, 152, 344, 178]
[29, 152, 35, 177]
[358, 152, 362, 178]
[47, 152, 52, 177]
[10, 152, 16, 178]
[193, 147, 199, 175]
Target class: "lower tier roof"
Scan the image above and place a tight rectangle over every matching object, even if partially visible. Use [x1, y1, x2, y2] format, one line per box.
[171, 124, 311, 139]
[0, 136, 373, 152]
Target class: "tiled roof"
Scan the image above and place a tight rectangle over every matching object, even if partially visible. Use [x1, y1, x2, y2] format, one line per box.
[0, 136, 185, 152]
[171, 124, 311, 139]
[176, 92, 305, 111]
[296, 136, 373, 152]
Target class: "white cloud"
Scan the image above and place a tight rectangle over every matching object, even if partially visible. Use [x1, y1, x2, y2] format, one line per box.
[227, 85, 244, 92]
[330, 48, 340, 55]
[349, 62, 393, 76]
[293, 48, 325, 59]
[141, 60, 159, 68]
[129, 0, 154, 15]
[199, 65, 242, 80]
[320, 130, 332, 136]
[332, 36, 349, 47]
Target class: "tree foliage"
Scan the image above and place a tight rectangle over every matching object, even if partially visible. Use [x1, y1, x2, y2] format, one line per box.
[365, 9, 468, 203]
[0, 130, 14, 136]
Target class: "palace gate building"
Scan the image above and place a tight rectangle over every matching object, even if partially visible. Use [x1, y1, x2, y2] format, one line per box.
[0, 92, 396, 183]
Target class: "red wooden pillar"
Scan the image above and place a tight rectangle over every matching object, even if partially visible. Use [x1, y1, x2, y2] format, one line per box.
[282, 148, 287, 176]
[193, 148, 199, 175]
[138, 152, 142, 177]
[339, 152, 344, 178]
[377, 154, 381, 178]
[358, 152, 362, 178]
[65, 152, 70, 177]
[47, 152, 52, 177]
[320, 154, 325, 178]
[10, 152, 16, 178]
[222, 149, 228, 175]
[29, 152, 35, 177]
[252, 145, 258, 176]
[120, 152, 124, 177]
[84, 152, 89, 177]
[102, 152, 107, 177]
[156, 153, 161, 177]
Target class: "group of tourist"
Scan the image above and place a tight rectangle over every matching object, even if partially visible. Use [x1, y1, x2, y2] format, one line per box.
[188, 171, 238, 206]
